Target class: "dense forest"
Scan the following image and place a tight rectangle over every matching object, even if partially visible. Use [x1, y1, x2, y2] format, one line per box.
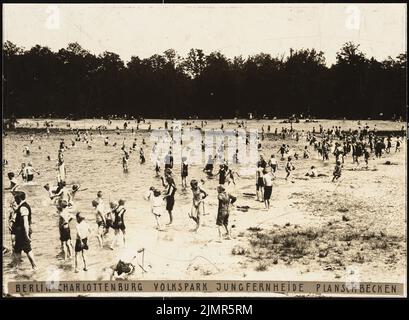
[3, 41, 406, 119]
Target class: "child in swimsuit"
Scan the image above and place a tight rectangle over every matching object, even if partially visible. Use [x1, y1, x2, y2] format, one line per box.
[332, 161, 342, 182]
[285, 157, 295, 180]
[6, 172, 19, 193]
[189, 180, 208, 232]
[146, 187, 164, 230]
[112, 200, 126, 247]
[214, 164, 227, 185]
[303, 146, 310, 159]
[17, 163, 27, 183]
[181, 157, 188, 190]
[122, 153, 129, 172]
[92, 199, 106, 248]
[25, 162, 39, 182]
[74, 212, 91, 272]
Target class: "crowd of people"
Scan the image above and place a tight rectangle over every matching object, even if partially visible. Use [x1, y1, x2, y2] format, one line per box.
[3, 118, 405, 277]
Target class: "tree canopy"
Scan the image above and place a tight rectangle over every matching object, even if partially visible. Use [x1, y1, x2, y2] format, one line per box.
[3, 41, 406, 119]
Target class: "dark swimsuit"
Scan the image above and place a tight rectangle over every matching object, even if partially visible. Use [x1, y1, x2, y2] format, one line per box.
[113, 207, 126, 231]
[165, 181, 177, 211]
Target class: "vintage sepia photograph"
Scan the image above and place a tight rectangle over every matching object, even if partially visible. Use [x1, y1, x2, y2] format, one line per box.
[2, 3, 407, 298]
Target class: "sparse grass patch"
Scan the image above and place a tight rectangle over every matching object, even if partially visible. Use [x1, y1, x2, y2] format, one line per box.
[255, 261, 268, 271]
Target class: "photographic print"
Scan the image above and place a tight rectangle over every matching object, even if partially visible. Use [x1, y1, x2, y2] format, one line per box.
[2, 3, 407, 298]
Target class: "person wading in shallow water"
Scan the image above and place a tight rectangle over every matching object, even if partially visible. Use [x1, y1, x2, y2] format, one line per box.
[111, 200, 126, 248]
[263, 168, 274, 210]
[9, 191, 37, 270]
[332, 160, 342, 182]
[161, 168, 177, 225]
[181, 156, 188, 190]
[216, 185, 236, 241]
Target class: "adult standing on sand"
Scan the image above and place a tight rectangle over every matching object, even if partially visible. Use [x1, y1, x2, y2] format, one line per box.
[216, 185, 236, 241]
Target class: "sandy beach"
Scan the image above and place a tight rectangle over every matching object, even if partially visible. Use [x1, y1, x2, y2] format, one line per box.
[2, 119, 406, 296]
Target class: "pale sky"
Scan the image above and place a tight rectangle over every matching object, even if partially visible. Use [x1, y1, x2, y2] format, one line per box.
[3, 3, 407, 66]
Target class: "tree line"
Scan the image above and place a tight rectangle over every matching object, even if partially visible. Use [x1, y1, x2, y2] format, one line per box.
[3, 41, 406, 119]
